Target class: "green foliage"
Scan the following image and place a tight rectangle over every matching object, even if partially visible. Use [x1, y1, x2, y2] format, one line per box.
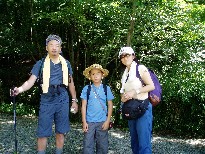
[155, 58, 205, 137]
[0, 102, 36, 116]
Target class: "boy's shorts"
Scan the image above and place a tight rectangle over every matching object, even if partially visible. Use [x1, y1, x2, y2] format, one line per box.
[37, 102, 70, 137]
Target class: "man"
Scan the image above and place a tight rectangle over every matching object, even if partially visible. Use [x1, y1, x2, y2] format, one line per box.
[12, 34, 78, 154]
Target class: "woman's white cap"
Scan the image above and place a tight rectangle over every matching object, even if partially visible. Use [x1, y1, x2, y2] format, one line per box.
[118, 47, 135, 58]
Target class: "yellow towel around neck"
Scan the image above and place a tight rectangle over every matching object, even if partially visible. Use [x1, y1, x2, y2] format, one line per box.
[42, 54, 69, 93]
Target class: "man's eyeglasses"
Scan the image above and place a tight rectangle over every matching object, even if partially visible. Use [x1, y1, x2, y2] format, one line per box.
[120, 54, 131, 59]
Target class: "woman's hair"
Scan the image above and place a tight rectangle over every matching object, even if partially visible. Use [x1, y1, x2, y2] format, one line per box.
[133, 56, 139, 64]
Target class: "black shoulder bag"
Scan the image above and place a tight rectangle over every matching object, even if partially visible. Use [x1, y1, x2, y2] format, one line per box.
[122, 98, 149, 120]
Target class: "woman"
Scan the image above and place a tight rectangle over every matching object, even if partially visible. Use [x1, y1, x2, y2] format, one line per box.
[119, 47, 155, 154]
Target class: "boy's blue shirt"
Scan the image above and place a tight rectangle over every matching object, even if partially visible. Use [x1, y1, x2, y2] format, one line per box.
[31, 59, 73, 104]
[80, 84, 114, 122]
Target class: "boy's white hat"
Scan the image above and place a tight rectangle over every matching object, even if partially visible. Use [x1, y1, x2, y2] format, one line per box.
[83, 64, 109, 79]
[118, 47, 135, 58]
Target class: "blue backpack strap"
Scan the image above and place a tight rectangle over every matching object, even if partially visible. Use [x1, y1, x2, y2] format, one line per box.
[103, 84, 107, 101]
[38, 58, 45, 81]
[36, 57, 46, 95]
[37, 57, 46, 88]
[65, 60, 72, 83]
[86, 85, 91, 114]
[87, 85, 91, 102]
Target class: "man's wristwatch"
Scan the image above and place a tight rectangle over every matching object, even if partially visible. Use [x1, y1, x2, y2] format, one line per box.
[72, 98, 78, 103]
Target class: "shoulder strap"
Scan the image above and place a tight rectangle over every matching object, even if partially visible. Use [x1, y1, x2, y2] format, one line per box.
[103, 84, 107, 101]
[87, 84, 107, 102]
[136, 64, 144, 85]
[37, 57, 46, 94]
[38, 58, 45, 80]
[65, 60, 72, 83]
[136, 64, 140, 79]
[87, 85, 91, 102]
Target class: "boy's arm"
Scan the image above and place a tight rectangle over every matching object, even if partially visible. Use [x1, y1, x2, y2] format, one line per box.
[106, 100, 113, 122]
[81, 99, 87, 123]
[81, 99, 89, 132]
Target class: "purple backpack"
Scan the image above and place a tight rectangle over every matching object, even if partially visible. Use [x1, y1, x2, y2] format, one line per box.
[136, 64, 162, 106]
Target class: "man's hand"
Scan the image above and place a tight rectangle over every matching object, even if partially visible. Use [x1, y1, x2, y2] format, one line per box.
[71, 101, 78, 114]
[10, 87, 23, 96]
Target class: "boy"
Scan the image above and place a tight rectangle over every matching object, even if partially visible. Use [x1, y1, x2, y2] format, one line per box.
[80, 64, 114, 154]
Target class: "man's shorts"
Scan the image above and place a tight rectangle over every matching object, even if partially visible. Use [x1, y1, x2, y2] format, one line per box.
[37, 102, 70, 137]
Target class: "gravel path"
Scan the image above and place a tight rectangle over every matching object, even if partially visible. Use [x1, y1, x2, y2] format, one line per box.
[0, 113, 204, 154]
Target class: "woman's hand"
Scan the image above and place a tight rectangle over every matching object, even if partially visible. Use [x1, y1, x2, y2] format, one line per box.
[121, 90, 136, 102]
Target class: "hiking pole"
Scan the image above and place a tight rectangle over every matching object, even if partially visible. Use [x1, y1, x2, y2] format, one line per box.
[11, 86, 18, 154]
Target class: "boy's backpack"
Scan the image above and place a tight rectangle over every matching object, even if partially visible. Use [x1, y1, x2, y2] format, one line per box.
[136, 64, 162, 106]
[86, 84, 107, 102]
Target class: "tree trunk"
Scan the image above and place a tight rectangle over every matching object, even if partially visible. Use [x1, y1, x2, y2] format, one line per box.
[127, 0, 137, 46]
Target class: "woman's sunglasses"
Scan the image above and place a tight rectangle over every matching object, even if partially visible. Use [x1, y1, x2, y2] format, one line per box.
[120, 53, 131, 59]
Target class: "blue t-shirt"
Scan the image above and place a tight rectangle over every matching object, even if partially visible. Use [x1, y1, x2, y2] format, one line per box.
[31, 58, 73, 104]
[80, 84, 114, 122]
